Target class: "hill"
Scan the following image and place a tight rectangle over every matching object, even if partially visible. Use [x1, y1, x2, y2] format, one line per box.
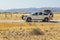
[0, 7, 60, 12]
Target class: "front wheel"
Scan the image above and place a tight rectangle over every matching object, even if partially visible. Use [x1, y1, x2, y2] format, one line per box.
[26, 17, 32, 22]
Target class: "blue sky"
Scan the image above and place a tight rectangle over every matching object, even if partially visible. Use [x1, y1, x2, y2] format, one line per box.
[0, 0, 60, 9]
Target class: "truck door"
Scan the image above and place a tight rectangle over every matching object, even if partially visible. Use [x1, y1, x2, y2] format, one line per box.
[32, 12, 39, 20]
[38, 12, 43, 20]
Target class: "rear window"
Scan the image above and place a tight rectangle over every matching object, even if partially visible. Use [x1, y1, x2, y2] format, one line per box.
[44, 12, 48, 15]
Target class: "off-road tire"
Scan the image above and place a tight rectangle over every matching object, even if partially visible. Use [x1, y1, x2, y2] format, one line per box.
[43, 18, 49, 22]
[26, 17, 32, 22]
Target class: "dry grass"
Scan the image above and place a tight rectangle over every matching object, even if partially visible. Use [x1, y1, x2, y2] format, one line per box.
[0, 22, 60, 40]
[53, 12, 60, 20]
[0, 13, 23, 20]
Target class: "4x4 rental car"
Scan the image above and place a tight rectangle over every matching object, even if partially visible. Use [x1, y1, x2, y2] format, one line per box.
[22, 10, 53, 22]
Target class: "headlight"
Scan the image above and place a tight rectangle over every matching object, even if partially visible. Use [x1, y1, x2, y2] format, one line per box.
[24, 15, 27, 17]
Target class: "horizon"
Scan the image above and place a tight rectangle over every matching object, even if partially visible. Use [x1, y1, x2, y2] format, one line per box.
[0, 7, 60, 10]
[0, 0, 60, 10]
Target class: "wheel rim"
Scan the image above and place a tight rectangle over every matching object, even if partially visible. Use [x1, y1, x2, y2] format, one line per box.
[28, 19, 31, 21]
[27, 18, 31, 22]
[45, 18, 48, 22]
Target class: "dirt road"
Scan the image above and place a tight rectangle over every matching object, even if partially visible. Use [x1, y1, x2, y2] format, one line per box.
[0, 20, 60, 23]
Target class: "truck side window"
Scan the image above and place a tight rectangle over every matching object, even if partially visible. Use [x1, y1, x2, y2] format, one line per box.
[39, 12, 42, 15]
[32, 12, 38, 15]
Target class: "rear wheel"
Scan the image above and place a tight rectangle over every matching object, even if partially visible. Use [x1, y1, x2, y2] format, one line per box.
[43, 18, 49, 22]
[26, 17, 32, 22]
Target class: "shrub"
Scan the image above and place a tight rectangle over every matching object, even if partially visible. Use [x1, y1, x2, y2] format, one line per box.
[30, 28, 44, 35]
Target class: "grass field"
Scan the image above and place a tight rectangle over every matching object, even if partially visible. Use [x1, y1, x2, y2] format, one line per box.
[53, 12, 60, 20]
[0, 22, 60, 40]
[0, 12, 60, 40]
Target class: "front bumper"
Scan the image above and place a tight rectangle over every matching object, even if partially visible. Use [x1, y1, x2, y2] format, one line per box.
[22, 15, 27, 20]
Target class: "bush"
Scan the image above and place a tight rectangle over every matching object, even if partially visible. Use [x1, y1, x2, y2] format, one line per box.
[30, 28, 44, 35]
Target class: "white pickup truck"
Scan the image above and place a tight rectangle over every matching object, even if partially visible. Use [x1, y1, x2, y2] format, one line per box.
[22, 10, 53, 22]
